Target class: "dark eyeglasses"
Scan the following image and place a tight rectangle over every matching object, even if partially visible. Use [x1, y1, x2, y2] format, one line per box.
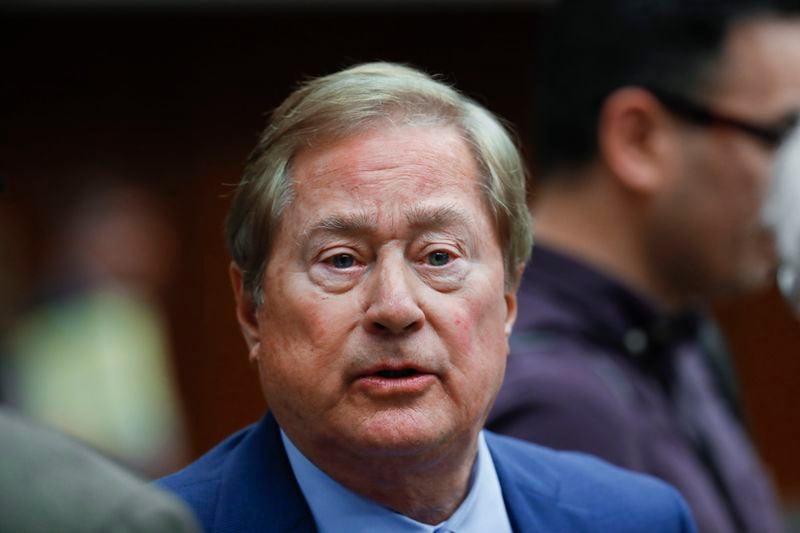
[646, 87, 799, 150]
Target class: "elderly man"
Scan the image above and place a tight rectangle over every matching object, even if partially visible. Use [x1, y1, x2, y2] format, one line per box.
[487, 1, 800, 532]
[159, 62, 695, 532]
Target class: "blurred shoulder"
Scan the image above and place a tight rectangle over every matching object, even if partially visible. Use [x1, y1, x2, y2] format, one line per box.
[501, 341, 632, 408]
[0, 408, 198, 533]
[490, 343, 643, 465]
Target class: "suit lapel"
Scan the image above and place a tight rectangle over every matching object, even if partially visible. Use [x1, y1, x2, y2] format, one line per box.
[485, 432, 567, 533]
[214, 412, 316, 533]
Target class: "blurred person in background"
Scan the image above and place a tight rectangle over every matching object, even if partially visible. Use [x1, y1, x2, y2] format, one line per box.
[487, 1, 800, 532]
[4, 180, 188, 478]
[0, 179, 198, 531]
[764, 126, 800, 311]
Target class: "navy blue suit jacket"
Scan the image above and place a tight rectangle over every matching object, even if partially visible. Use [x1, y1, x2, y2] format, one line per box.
[158, 413, 696, 532]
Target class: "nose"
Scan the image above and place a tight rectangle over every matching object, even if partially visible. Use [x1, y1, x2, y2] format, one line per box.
[362, 255, 425, 335]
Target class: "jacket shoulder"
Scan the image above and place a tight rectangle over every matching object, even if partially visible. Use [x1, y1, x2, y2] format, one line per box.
[157, 425, 253, 528]
[486, 432, 696, 532]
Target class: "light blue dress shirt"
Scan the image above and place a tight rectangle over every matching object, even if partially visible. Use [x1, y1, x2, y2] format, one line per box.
[281, 430, 513, 533]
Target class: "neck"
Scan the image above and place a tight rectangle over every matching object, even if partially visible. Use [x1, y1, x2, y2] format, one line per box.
[293, 430, 479, 525]
[534, 172, 684, 311]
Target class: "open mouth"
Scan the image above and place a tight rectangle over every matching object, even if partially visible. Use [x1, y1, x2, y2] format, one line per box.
[354, 365, 435, 395]
[373, 368, 420, 379]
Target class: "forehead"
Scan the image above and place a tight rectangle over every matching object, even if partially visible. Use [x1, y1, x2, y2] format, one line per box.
[713, 17, 800, 116]
[292, 124, 481, 196]
[287, 125, 488, 224]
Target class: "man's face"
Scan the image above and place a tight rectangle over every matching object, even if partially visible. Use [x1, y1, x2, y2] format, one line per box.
[648, 18, 800, 299]
[241, 125, 516, 460]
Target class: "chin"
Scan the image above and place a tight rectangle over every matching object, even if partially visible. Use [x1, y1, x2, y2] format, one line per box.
[342, 410, 457, 458]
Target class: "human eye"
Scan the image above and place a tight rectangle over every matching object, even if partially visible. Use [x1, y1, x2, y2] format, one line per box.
[416, 244, 467, 291]
[426, 250, 453, 267]
[316, 247, 366, 272]
[310, 247, 366, 292]
[328, 253, 356, 269]
[419, 242, 464, 269]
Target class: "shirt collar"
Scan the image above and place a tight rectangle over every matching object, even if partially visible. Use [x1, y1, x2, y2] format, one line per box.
[282, 430, 512, 533]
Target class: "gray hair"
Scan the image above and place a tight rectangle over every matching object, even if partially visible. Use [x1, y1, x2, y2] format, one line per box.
[226, 62, 532, 304]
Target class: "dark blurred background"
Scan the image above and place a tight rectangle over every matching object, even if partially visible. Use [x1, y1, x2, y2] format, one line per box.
[1, 0, 799, 509]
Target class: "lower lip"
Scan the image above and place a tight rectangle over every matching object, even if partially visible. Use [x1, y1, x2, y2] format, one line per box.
[354, 374, 436, 396]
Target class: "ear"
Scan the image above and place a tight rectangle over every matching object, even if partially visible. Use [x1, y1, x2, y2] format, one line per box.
[503, 290, 518, 338]
[598, 87, 672, 194]
[229, 261, 262, 363]
[503, 262, 524, 337]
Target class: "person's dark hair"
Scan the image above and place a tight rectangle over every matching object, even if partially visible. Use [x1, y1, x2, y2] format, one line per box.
[534, 0, 800, 182]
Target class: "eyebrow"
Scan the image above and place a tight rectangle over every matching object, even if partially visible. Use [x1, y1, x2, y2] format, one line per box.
[303, 204, 471, 241]
[304, 209, 378, 238]
[403, 203, 471, 231]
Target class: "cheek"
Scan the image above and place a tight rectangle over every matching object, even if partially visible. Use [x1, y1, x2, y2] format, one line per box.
[255, 290, 359, 417]
[263, 273, 352, 338]
[257, 277, 360, 384]
[717, 145, 772, 217]
[684, 141, 766, 218]
[442, 298, 509, 423]
[444, 288, 509, 375]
